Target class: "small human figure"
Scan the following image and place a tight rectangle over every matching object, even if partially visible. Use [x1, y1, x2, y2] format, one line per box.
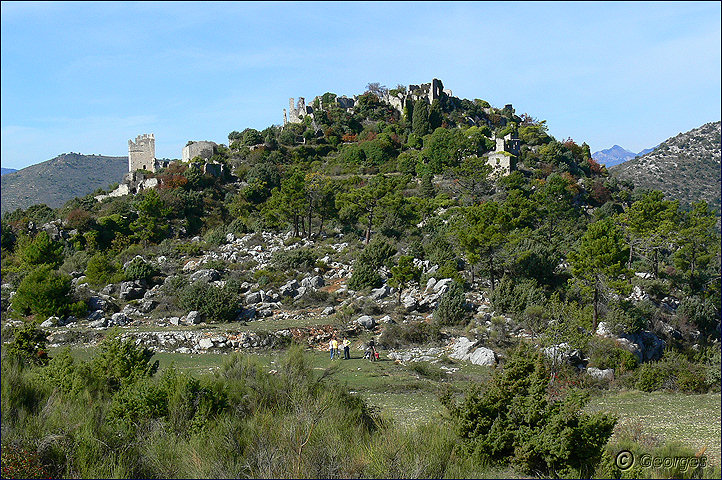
[342, 338, 351, 359]
[368, 338, 376, 362]
[331, 337, 339, 360]
[329, 338, 335, 360]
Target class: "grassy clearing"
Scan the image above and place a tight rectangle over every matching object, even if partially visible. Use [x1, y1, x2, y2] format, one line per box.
[49, 342, 720, 470]
[587, 390, 722, 465]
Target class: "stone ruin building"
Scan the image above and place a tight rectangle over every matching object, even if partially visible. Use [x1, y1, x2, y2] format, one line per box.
[128, 133, 156, 173]
[487, 132, 521, 175]
[182, 141, 217, 163]
[283, 78, 455, 126]
[128, 133, 170, 173]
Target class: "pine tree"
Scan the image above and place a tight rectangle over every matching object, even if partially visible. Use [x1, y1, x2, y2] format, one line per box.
[420, 174, 436, 198]
[412, 99, 430, 136]
[429, 99, 443, 130]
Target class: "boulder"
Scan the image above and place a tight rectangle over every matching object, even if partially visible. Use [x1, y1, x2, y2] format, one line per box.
[467, 347, 496, 366]
[119, 281, 145, 300]
[370, 285, 390, 301]
[198, 338, 214, 349]
[189, 269, 221, 284]
[401, 295, 418, 312]
[322, 306, 335, 316]
[293, 286, 308, 300]
[433, 278, 454, 294]
[449, 337, 475, 360]
[138, 300, 157, 313]
[301, 275, 325, 289]
[89, 318, 107, 329]
[40, 318, 55, 328]
[587, 367, 614, 381]
[88, 296, 110, 312]
[354, 315, 376, 330]
[279, 279, 299, 297]
[87, 309, 104, 321]
[424, 277, 437, 293]
[100, 284, 116, 295]
[110, 312, 130, 326]
[184, 311, 202, 325]
[169, 317, 181, 326]
[379, 315, 395, 324]
[245, 291, 263, 305]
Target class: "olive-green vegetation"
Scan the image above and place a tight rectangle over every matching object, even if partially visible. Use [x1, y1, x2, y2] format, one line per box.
[2, 83, 720, 478]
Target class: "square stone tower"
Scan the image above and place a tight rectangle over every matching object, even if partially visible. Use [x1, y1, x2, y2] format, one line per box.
[128, 133, 156, 172]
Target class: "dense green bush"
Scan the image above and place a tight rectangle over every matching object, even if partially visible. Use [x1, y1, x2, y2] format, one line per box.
[378, 320, 443, 348]
[11, 266, 85, 320]
[490, 275, 546, 317]
[123, 256, 158, 282]
[178, 280, 241, 322]
[587, 337, 638, 374]
[634, 352, 708, 393]
[271, 247, 318, 271]
[446, 343, 616, 477]
[348, 261, 383, 291]
[4, 322, 49, 366]
[357, 237, 396, 268]
[433, 282, 468, 326]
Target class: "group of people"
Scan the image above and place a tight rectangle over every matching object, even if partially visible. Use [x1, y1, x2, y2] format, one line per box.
[329, 337, 378, 361]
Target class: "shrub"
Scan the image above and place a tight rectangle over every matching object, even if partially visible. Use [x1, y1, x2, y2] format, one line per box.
[19, 231, 64, 269]
[378, 321, 443, 348]
[357, 237, 396, 268]
[586, 337, 638, 374]
[348, 261, 383, 291]
[123, 257, 158, 282]
[85, 253, 124, 287]
[1, 444, 51, 479]
[433, 282, 468, 326]
[4, 322, 50, 366]
[490, 276, 546, 317]
[89, 334, 159, 394]
[11, 266, 83, 320]
[271, 247, 318, 272]
[446, 343, 616, 477]
[634, 352, 708, 393]
[178, 281, 241, 323]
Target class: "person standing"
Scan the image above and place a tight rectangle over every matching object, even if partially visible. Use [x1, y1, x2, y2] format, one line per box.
[329, 338, 335, 360]
[331, 337, 339, 360]
[368, 338, 376, 362]
[342, 338, 351, 360]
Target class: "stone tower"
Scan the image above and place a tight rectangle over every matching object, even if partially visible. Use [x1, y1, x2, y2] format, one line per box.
[128, 133, 156, 173]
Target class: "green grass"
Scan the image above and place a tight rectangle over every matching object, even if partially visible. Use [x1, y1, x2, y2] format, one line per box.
[49, 342, 720, 469]
[587, 390, 722, 465]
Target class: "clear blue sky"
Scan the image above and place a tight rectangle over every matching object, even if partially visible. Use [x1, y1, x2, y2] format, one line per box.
[1, 1, 720, 170]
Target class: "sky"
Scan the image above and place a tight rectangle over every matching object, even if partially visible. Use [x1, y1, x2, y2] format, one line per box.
[1, 1, 720, 170]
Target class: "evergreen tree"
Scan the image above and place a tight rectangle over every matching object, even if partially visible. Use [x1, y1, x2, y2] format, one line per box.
[420, 174, 436, 198]
[412, 99, 430, 136]
[429, 99, 443, 130]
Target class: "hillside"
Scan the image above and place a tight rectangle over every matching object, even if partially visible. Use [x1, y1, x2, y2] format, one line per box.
[610, 121, 721, 214]
[1, 167, 18, 176]
[1, 153, 127, 214]
[592, 144, 658, 167]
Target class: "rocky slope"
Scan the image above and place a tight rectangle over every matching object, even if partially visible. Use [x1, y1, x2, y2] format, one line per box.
[1, 153, 127, 214]
[610, 121, 721, 214]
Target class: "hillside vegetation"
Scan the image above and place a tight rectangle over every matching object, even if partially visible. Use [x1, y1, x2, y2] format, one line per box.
[611, 121, 721, 215]
[1, 153, 127, 214]
[2, 82, 720, 479]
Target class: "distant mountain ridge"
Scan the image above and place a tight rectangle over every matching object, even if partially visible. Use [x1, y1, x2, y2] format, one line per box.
[610, 121, 721, 214]
[1, 153, 127, 214]
[592, 144, 658, 167]
[1, 167, 18, 175]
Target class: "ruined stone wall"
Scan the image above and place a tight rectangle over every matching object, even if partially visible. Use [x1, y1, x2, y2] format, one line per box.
[128, 133, 155, 173]
[182, 141, 217, 163]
